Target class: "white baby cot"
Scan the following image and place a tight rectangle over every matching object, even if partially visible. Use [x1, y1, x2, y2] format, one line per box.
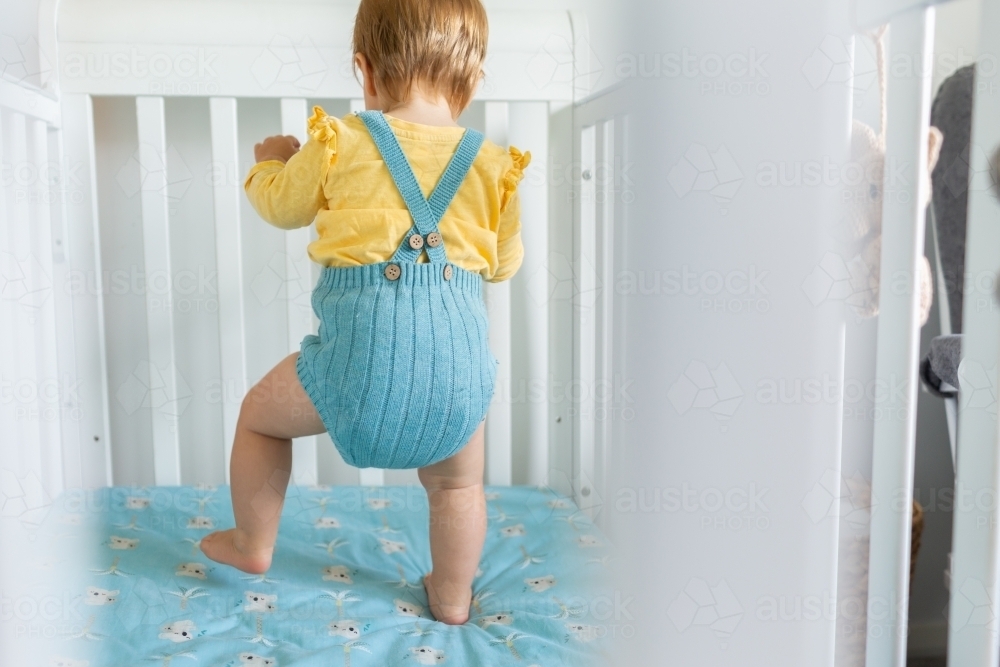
[1, 0, 620, 508]
[1, 2, 628, 665]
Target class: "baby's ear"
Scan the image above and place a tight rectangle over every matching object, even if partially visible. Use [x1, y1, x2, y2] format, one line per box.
[927, 126, 944, 173]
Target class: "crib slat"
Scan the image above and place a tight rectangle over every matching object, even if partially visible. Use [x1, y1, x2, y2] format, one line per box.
[135, 96, 182, 486]
[3, 112, 44, 477]
[280, 97, 319, 486]
[864, 10, 935, 665]
[209, 97, 248, 483]
[510, 102, 550, 487]
[59, 94, 113, 487]
[576, 123, 596, 510]
[28, 118, 65, 497]
[593, 118, 616, 519]
[484, 101, 513, 487]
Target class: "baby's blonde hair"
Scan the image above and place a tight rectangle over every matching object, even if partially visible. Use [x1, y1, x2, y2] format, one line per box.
[352, 0, 487, 116]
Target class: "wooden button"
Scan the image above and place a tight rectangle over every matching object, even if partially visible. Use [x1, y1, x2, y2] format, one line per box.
[408, 234, 424, 250]
[443, 265, 453, 281]
[384, 263, 401, 281]
[426, 232, 441, 248]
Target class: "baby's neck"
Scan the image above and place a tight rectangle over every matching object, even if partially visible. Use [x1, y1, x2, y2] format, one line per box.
[383, 95, 460, 128]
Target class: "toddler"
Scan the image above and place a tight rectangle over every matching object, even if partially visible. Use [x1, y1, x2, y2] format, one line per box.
[200, 0, 529, 626]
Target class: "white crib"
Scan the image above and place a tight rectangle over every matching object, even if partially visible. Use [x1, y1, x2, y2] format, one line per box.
[0, 0, 623, 527]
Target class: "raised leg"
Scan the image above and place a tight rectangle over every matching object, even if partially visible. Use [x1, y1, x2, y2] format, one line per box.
[419, 423, 486, 625]
[201, 353, 326, 573]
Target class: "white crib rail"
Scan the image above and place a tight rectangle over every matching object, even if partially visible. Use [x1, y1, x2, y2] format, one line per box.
[24, 0, 590, 493]
[56, 93, 561, 488]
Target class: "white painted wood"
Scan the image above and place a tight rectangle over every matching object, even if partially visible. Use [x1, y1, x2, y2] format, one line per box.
[864, 9, 935, 666]
[135, 96, 181, 486]
[28, 118, 64, 497]
[948, 0, 1000, 660]
[280, 97, 319, 487]
[59, 94, 113, 487]
[510, 102, 550, 487]
[0, 76, 61, 126]
[209, 97, 248, 483]
[358, 468, 385, 487]
[46, 118, 83, 491]
[55, 2, 575, 101]
[484, 101, 513, 487]
[575, 123, 596, 511]
[4, 111, 44, 476]
[485, 278, 512, 486]
[593, 118, 616, 520]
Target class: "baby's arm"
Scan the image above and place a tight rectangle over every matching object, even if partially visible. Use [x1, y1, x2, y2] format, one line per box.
[491, 147, 531, 283]
[244, 135, 327, 230]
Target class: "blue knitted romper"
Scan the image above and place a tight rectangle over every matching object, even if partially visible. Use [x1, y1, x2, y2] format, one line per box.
[295, 111, 497, 470]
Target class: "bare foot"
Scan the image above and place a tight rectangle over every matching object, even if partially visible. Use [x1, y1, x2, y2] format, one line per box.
[200, 529, 273, 574]
[423, 572, 471, 625]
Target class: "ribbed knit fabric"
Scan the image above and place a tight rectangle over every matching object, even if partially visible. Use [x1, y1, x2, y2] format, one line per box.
[296, 111, 497, 469]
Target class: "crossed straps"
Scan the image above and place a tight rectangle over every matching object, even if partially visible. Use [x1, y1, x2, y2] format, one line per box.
[357, 110, 485, 280]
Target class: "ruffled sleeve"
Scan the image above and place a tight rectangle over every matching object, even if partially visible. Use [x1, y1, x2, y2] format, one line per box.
[500, 146, 531, 212]
[308, 105, 339, 169]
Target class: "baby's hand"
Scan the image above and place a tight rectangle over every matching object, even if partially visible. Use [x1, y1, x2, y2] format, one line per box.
[254, 135, 300, 164]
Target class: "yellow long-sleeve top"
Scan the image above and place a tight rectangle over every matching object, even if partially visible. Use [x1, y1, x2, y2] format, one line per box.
[244, 106, 530, 283]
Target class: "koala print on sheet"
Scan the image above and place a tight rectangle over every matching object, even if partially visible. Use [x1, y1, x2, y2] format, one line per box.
[176, 562, 208, 580]
[378, 538, 406, 554]
[244, 592, 277, 614]
[524, 575, 556, 592]
[500, 524, 526, 538]
[187, 516, 214, 529]
[366, 498, 392, 510]
[478, 612, 513, 628]
[108, 536, 138, 550]
[159, 619, 198, 642]
[577, 535, 601, 548]
[484, 491, 501, 501]
[394, 599, 423, 617]
[328, 620, 361, 639]
[566, 623, 601, 642]
[84, 587, 119, 606]
[239, 653, 276, 666]
[125, 497, 150, 510]
[322, 565, 353, 584]
[314, 516, 341, 528]
[409, 646, 446, 664]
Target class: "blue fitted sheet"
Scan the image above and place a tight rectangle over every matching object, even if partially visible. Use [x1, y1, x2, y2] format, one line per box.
[34, 485, 613, 666]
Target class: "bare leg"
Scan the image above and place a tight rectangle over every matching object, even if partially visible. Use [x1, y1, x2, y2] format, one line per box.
[201, 353, 325, 573]
[419, 423, 486, 625]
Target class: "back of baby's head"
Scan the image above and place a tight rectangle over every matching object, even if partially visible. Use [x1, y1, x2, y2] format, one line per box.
[353, 0, 487, 115]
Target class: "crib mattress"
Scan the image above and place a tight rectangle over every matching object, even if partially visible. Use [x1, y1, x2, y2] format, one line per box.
[33, 484, 613, 666]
